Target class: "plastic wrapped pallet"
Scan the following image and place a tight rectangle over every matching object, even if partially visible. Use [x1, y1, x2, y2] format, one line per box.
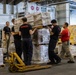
[0, 48, 3, 65]
[33, 28, 50, 44]
[32, 45, 49, 64]
[38, 28, 50, 44]
[70, 45, 76, 56]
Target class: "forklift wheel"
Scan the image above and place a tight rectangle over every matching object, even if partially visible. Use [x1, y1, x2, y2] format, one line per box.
[8, 64, 18, 72]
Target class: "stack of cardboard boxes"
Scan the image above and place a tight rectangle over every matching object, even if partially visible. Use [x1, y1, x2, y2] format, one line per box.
[26, 12, 51, 26]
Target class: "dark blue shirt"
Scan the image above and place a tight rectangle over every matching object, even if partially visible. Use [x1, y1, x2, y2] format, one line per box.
[3, 26, 10, 34]
[50, 25, 61, 40]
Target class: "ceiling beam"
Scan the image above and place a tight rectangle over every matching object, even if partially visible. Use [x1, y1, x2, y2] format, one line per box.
[36, 0, 68, 5]
[8, 0, 14, 4]
[0, 0, 68, 5]
[0, 0, 22, 5]
[2, 0, 6, 4]
[0, 0, 3, 3]
[14, 0, 22, 5]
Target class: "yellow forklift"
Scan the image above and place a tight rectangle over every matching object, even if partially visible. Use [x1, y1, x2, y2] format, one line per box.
[6, 52, 51, 72]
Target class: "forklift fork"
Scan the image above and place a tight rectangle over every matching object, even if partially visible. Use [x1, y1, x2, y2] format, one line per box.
[6, 52, 52, 72]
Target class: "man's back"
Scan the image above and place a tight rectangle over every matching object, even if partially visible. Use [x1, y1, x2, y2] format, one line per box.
[61, 28, 70, 42]
[19, 24, 32, 38]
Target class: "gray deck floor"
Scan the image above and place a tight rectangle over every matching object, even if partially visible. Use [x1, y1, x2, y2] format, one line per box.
[0, 59, 76, 75]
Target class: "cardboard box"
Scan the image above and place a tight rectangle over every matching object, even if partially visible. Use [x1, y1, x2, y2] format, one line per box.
[34, 12, 51, 26]
[42, 18, 51, 26]
[34, 20, 42, 26]
[28, 22, 35, 26]
[26, 14, 34, 22]
[41, 12, 50, 19]
[34, 19, 51, 26]
[34, 13, 42, 21]
[34, 12, 50, 20]
[14, 18, 23, 32]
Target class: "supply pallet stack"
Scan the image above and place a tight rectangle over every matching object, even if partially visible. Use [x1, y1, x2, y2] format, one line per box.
[27, 12, 51, 64]
[32, 28, 50, 64]
[11, 12, 51, 64]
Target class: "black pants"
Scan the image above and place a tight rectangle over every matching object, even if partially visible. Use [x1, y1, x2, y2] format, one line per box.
[21, 38, 33, 65]
[14, 39, 22, 59]
[48, 39, 61, 63]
